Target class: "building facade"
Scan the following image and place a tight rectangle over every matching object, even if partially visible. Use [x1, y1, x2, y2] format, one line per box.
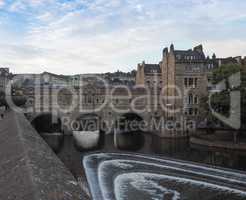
[0, 68, 11, 92]
[103, 70, 136, 86]
[136, 62, 162, 89]
[161, 44, 208, 122]
[136, 44, 209, 132]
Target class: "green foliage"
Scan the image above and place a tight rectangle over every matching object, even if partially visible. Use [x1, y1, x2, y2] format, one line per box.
[212, 64, 241, 84]
[210, 91, 230, 117]
[200, 64, 246, 127]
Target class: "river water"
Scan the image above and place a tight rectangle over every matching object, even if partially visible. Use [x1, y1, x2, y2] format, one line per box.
[53, 132, 246, 176]
[50, 132, 246, 200]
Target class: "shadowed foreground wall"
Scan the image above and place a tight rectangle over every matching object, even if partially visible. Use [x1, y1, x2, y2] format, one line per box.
[0, 111, 88, 200]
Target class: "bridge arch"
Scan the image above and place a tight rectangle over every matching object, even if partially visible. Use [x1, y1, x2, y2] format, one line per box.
[114, 112, 145, 151]
[71, 112, 105, 151]
[31, 112, 64, 153]
[31, 112, 62, 133]
[73, 113, 101, 131]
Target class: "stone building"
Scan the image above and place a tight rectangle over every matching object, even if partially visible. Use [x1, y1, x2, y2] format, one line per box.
[210, 54, 244, 68]
[161, 44, 208, 122]
[41, 72, 70, 88]
[136, 44, 209, 134]
[136, 62, 162, 89]
[0, 68, 11, 92]
[103, 70, 136, 86]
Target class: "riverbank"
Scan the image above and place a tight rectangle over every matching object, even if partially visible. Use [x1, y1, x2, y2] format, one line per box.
[190, 131, 246, 153]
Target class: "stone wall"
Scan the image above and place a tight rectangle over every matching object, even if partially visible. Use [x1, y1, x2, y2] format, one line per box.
[0, 111, 89, 200]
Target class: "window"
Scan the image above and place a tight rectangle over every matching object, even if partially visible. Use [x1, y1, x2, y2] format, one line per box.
[194, 78, 198, 87]
[194, 108, 198, 115]
[188, 94, 193, 104]
[189, 78, 193, 86]
[189, 108, 193, 115]
[184, 78, 188, 87]
[194, 96, 198, 104]
[88, 96, 92, 103]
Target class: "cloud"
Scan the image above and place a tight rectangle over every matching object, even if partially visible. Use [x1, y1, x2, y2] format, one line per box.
[8, 0, 52, 12]
[0, 0, 5, 7]
[204, 40, 246, 58]
[0, 0, 246, 74]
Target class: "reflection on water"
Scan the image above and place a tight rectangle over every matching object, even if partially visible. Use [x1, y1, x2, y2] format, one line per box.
[151, 136, 190, 155]
[114, 131, 145, 151]
[55, 132, 246, 180]
[42, 133, 64, 153]
[73, 131, 105, 152]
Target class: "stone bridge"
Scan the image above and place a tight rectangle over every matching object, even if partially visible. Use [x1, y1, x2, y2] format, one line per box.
[23, 84, 191, 137]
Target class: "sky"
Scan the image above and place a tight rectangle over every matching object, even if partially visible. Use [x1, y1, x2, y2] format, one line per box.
[0, 0, 246, 75]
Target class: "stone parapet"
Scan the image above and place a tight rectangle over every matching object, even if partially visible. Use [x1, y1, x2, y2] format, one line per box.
[0, 111, 89, 200]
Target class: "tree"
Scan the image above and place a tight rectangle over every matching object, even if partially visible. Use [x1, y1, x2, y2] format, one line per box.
[212, 64, 241, 85]
[202, 64, 246, 130]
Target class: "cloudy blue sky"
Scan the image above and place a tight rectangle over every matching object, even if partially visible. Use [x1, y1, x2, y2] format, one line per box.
[0, 0, 246, 74]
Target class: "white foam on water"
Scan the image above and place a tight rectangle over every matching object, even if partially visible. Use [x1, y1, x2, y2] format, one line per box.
[108, 161, 134, 170]
[84, 153, 246, 200]
[98, 159, 246, 189]
[114, 173, 180, 200]
[114, 172, 246, 200]
[83, 155, 105, 200]
[96, 152, 246, 181]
